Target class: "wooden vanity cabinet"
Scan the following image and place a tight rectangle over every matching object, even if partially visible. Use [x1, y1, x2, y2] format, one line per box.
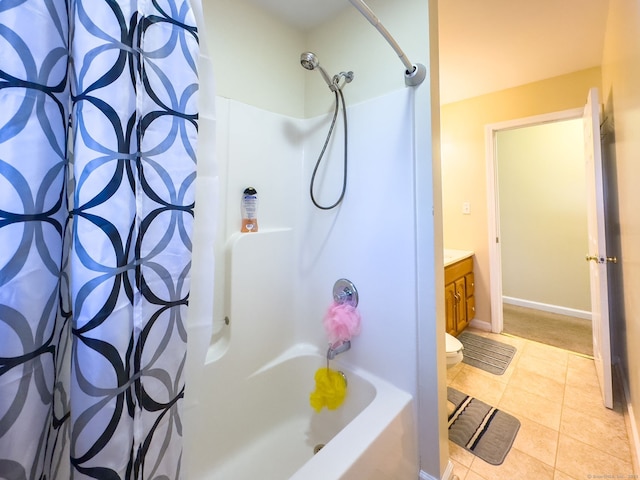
[444, 257, 475, 336]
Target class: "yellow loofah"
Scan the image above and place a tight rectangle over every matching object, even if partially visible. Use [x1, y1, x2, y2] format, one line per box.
[309, 367, 347, 412]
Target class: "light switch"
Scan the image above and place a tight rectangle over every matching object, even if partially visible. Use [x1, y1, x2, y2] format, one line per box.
[462, 202, 471, 215]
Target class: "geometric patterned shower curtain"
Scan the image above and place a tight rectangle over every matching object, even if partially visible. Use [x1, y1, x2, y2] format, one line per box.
[0, 1, 199, 478]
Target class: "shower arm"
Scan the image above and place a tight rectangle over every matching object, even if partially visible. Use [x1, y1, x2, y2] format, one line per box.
[347, 0, 426, 87]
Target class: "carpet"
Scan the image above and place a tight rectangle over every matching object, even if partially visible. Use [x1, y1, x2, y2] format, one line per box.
[458, 332, 516, 375]
[447, 387, 520, 465]
[503, 304, 593, 356]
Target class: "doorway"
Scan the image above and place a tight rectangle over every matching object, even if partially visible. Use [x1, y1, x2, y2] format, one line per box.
[486, 109, 593, 355]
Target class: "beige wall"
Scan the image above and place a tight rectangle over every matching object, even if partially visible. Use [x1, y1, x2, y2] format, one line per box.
[203, 0, 428, 119]
[203, 0, 306, 117]
[305, 0, 428, 117]
[497, 119, 590, 312]
[440, 67, 602, 323]
[601, 0, 640, 460]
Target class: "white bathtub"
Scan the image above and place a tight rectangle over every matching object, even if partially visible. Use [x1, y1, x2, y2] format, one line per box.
[185, 343, 417, 480]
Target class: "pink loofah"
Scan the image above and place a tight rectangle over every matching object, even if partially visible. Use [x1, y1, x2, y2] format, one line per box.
[323, 302, 361, 343]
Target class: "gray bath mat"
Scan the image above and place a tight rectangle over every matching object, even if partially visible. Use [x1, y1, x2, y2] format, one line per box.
[447, 387, 520, 465]
[458, 332, 516, 375]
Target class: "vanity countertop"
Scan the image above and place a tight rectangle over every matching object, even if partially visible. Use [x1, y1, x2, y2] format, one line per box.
[443, 249, 474, 267]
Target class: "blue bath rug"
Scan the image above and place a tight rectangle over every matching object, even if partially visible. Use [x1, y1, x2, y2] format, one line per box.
[447, 387, 520, 465]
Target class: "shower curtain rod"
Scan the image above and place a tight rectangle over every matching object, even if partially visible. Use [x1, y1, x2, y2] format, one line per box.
[347, 0, 426, 87]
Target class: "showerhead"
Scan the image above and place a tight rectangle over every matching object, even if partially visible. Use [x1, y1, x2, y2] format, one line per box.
[300, 52, 336, 91]
[300, 52, 318, 71]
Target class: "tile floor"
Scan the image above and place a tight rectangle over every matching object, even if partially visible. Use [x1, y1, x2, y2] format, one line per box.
[447, 328, 636, 480]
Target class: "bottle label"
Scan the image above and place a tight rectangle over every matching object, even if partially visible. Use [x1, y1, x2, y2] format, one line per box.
[241, 189, 258, 232]
[242, 195, 257, 218]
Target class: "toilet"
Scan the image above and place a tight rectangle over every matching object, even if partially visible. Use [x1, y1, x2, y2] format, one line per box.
[445, 332, 464, 368]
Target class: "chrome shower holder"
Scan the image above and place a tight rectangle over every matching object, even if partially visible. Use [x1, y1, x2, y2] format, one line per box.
[332, 71, 354, 89]
[300, 52, 355, 92]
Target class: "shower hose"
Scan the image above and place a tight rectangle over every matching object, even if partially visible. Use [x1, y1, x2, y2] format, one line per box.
[310, 87, 348, 210]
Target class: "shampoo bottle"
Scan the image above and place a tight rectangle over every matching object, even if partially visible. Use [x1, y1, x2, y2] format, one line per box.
[241, 187, 258, 232]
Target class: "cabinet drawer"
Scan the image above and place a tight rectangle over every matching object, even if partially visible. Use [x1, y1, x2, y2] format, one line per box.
[467, 296, 476, 321]
[465, 272, 474, 298]
[444, 257, 473, 284]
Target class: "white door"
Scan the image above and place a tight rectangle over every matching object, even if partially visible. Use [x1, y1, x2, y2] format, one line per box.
[583, 87, 614, 409]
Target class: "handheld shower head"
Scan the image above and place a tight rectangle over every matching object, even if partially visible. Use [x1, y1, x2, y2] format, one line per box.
[300, 52, 337, 91]
[300, 52, 318, 71]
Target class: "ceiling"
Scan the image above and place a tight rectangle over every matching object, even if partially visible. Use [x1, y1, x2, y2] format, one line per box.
[244, 0, 610, 104]
[438, 0, 609, 104]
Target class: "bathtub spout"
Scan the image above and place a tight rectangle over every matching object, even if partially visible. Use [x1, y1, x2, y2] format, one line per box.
[327, 340, 351, 360]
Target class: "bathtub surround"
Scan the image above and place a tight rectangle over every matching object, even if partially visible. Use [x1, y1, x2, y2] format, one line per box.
[0, 1, 200, 477]
[187, 89, 423, 478]
[195, 1, 447, 478]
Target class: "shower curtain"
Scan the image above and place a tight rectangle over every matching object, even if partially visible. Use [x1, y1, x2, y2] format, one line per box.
[0, 1, 199, 478]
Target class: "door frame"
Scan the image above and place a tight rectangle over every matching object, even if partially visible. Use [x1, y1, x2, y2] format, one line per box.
[485, 107, 584, 333]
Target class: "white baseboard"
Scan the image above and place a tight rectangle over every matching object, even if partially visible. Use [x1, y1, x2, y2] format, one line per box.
[502, 296, 592, 321]
[419, 469, 437, 480]
[419, 460, 455, 480]
[469, 318, 491, 331]
[617, 362, 640, 474]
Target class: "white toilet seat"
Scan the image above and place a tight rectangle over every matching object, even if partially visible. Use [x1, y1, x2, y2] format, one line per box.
[445, 333, 464, 368]
[445, 332, 463, 354]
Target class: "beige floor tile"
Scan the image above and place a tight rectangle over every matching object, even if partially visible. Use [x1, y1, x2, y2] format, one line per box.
[449, 440, 475, 468]
[512, 416, 559, 467]
[563, 382, 627, 435]
[447, 362, 464, 383]
[509, 366, 565, 404]
[464, 471, 488, 480]
[556, 434, 634, 479]
[494, 333, 528, 350]
[522, 341, 570, 368]
[449, 365, 507, 406]
[516, 352, 568, 385]
[554, 471, 579, 480]
[498, 362, 518, 383]
[498, 384, 562, 430]
[559, 406, 631, 461]
[451, 459, 469, 480]
[563, 381, 608, 411]
[566, 354, 599, 389]
[470, 447, 554, 480]
[447, 334, 634, 480]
